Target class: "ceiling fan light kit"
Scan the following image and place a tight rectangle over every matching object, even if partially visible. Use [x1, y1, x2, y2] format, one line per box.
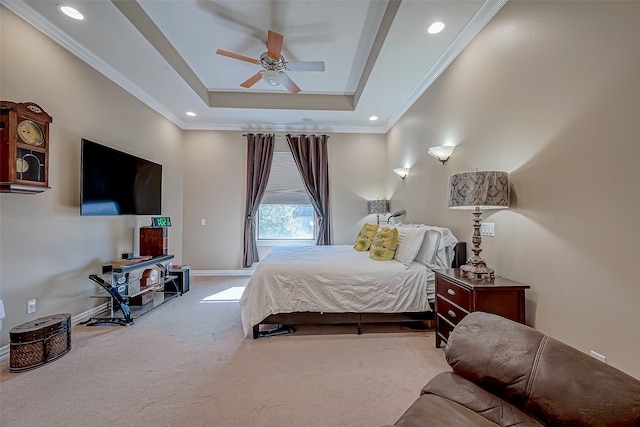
[262, 70, 282, 86]
[216, 29, 325, 94]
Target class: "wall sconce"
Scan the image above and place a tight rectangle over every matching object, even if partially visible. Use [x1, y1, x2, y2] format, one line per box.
[393, 168, 410, 180]
[427, 145, 455, 165]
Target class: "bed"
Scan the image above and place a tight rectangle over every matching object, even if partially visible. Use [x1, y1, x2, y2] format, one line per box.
[239, 224, 466, 338]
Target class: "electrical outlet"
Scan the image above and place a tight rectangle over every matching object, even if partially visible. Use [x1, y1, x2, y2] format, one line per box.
[27, 299, 36, 314]
[480, 222, 495, 237]
[590, 350, 607, 363]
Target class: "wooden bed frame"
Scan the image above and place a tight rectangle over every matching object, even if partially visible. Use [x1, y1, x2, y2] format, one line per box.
[252, 242, 467, 338]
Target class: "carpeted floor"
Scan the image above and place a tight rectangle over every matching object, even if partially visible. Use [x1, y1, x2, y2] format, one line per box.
[0, 276, 451, 427]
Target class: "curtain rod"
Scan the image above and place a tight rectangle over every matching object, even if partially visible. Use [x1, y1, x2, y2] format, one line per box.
[242, 133, 330, 138]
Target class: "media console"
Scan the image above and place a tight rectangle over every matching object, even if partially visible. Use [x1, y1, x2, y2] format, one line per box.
[85, 254, 180, 326]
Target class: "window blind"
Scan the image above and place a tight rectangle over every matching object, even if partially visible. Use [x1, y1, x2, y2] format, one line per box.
[262, 151, 309, 204]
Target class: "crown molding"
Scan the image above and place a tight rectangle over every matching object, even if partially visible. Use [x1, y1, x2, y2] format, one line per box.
[1, 0, 186, 129]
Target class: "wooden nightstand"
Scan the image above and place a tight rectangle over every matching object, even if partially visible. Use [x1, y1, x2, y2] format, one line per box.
[435, 268, 530, 348]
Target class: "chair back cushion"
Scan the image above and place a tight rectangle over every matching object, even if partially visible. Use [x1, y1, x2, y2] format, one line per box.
[445, 312, 640, 427]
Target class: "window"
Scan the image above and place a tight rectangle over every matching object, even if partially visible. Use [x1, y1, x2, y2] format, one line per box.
[258, 151, 315, 240]
[258, 204, 314, 239]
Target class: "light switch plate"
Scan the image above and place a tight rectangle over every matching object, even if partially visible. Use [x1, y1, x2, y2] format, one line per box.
[27, 299, 36, 314]
[480, 223, 495, 236]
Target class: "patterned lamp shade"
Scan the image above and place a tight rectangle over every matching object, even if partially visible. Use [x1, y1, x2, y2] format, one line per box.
[367, 199, 389, 215]
[449, 171, 509, 210]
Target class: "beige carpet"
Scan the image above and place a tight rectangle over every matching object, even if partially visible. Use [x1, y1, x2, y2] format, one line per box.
[0, 277, 451, 427]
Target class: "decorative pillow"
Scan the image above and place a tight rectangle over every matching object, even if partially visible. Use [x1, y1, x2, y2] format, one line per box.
[354, 223, 379, 251]
[393, 226, 427, 267]
[370, 227, 399, 261]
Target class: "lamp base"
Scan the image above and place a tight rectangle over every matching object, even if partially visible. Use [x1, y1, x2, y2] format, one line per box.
[459, 206, 496, 280]
[460, 260, 495, 280]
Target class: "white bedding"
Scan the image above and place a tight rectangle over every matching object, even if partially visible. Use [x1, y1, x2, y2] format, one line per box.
[239, 245, 435, 337]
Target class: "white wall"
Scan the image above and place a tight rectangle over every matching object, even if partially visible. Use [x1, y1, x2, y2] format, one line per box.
[386, 1, 640, 378]
[3, 1, 639, 381]
[182, 132, 387, 269]
[0, 8, 185, 347]
[181, 131, 246, 270]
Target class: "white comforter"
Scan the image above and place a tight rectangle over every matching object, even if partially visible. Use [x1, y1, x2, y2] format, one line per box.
[239, 245, 434, 337]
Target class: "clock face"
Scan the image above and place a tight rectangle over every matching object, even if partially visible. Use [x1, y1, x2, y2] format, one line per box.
[149, 269, 158, 282]
[142, 268, 159, 286]
[17, 119, 44, 146]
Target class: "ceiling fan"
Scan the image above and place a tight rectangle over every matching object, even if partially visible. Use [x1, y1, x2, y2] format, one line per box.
[216, 30, 325, 94]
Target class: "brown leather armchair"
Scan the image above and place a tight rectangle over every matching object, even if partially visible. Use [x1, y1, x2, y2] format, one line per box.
[391, 312, 640, 426]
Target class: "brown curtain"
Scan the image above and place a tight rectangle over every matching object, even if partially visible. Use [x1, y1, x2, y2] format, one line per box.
[242, 133, 275, 268]
[286, 134, 332, 245]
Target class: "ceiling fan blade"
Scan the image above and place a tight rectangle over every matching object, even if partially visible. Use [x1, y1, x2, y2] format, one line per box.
[267, 30, 284, 60]
[216, 49, 260, 65]
[286, 61, 325, 72]
[280, 72, 301, 94]
[240, 72, 263, 88]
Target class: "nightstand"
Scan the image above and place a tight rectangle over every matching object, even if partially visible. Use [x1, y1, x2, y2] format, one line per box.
[435, 268, 530, 348]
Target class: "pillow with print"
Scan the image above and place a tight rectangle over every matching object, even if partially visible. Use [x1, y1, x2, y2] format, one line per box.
[370, 227, 399, 261]
[354, 223, 379, 251]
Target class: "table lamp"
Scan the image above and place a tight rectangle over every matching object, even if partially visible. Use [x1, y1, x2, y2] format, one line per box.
[449, 171, 509, 279]
[367, 199, 389, 224]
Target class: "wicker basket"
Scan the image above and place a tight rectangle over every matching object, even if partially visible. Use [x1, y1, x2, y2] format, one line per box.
[9, 313, 71, 372]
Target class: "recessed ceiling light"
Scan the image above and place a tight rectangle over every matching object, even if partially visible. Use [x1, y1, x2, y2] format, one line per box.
[427, 21, 446, 35]
[58, 4, 84, 20]
[186, 111, 196, 117]
[369, 116, 378, 121]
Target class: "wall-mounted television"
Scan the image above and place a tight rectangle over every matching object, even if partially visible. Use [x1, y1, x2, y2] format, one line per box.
[80, 139, 162, 216]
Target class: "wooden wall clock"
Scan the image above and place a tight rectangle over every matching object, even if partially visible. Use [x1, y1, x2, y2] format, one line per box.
[0, 101, 53, 194]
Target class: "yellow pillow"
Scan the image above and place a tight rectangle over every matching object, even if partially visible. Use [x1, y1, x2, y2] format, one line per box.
[370, 227, 399, 261]
[354, 223, 379, 251]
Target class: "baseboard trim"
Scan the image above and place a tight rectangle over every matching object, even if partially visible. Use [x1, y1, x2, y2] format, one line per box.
[0, 303, 110, 362]
[71, 303, 111, 325]
[0, 344, 8, 361]
[191, 270, 254, 277]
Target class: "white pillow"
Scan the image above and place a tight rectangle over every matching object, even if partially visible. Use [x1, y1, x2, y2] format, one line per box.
[391, 225, 426, 267]
[414, 228, 442, 267]
[393, 223, 459, 268]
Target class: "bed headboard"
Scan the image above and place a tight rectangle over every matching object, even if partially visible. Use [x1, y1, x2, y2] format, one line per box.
[452, 242, 467, 268]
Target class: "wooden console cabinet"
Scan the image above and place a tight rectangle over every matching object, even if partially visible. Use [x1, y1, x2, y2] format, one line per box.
[435, 268, 530, 348]
[140, 226, 168, 256]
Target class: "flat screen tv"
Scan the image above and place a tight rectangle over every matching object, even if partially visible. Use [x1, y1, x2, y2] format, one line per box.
[81, 139, 162, 216]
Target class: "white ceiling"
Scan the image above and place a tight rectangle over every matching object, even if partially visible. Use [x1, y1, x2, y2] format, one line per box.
[4, 0, 506, 133]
